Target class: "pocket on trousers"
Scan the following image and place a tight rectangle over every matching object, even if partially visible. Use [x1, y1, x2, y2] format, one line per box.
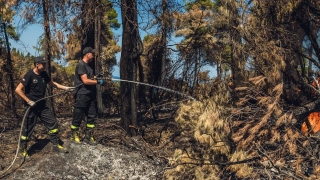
[74, 94, 87, 107]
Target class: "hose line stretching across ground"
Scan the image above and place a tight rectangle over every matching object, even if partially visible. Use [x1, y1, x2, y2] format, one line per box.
[0, 83, 83, 178]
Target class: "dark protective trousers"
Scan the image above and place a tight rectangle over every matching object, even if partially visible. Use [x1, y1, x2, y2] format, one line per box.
[72, 93, 97, 128]
[21, 102, 59, 140]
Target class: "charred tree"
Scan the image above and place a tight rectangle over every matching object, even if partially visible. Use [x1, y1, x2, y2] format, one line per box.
[80, 0, 98, 114]
[2, 22, 17, 118]
[42, 0, 55, 115]
[81, 0, 95, 60]
[120, 0, 142, 136]
[94, 1, 104, 114]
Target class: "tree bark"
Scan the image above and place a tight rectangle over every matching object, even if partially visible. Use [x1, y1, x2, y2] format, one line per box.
[42, 0, 55, 116]
[81, 0, 95, 55]
[160, 0, 168, 86]
[228, 2, 244, 88]
[3, 22, 17, 118]
[120, 0, 140, 136]
[94, 1, 104, 114]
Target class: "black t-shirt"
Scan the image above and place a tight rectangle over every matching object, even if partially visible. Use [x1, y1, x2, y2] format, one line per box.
[21, 70, 51, 101]
[74, 60, 96, 95]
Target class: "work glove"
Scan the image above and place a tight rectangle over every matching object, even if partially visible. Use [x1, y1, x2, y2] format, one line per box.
[28, 101, 36, 107]
[66, 87, 75, 92]
[97, 79, 107, 85]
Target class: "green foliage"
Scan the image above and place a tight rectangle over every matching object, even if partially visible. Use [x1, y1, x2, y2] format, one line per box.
[6, 25, 19, 41]
[103, 0, 120, 30]
[185, 0, 216, 10]
[0, 1, 19, 41]
[33, 36, 63, 60]
[0, 0, 16, 22]
[105, 9, 120, 29]
[142, 34, 158, 44]
[65, 60, 78, 76]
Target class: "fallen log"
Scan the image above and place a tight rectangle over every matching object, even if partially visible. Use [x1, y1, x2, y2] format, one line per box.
[292, 98, 320, 117]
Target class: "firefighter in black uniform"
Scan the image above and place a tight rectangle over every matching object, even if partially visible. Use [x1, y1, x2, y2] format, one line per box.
[15, 56, 75, 157]
[71, 47, 108, 145]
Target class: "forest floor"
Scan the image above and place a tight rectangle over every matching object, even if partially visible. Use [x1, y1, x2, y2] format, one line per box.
[0, 110, 186, 180]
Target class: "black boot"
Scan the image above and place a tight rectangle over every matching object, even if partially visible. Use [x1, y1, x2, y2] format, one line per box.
[70, 129, 81, 144]
[84, 128, 97, 145]
[19, 140, 28, 157]
[51, 138, 68, 153]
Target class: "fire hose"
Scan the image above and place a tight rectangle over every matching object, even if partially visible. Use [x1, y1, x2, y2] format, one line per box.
[0, 77, 195, 177]
[109, 77, 196, 101]
[0, 83, 83, 178]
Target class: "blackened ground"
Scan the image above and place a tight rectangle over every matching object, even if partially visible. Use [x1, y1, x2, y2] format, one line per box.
[0, 112, 184, 180]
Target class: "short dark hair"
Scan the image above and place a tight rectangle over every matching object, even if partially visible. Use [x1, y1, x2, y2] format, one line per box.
[83, 47, 96, 55]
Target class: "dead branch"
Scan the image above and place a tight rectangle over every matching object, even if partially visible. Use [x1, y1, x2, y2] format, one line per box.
[292, 98, 320, 117]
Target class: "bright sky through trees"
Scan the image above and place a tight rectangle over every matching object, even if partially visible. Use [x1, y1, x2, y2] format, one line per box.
[10, 14, 122, 77]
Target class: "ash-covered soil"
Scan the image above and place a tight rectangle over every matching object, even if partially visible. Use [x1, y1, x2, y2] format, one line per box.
[0, 113, 182, 180]
[5, 143, 164, 180]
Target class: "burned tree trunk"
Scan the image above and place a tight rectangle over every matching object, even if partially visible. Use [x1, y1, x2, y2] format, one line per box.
[120, 0, 142, 136]
[42, 0, 55, 115]
[3, 22, 17, 118]
[94, 2, 104, 114]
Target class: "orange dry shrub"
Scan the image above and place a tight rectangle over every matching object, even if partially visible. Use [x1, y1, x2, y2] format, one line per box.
[301, 77, 320, 136]
[301, 112, 320, 135]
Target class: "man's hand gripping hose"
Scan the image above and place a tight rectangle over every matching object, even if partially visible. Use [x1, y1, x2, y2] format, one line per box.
[95, 76, 111, 85]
